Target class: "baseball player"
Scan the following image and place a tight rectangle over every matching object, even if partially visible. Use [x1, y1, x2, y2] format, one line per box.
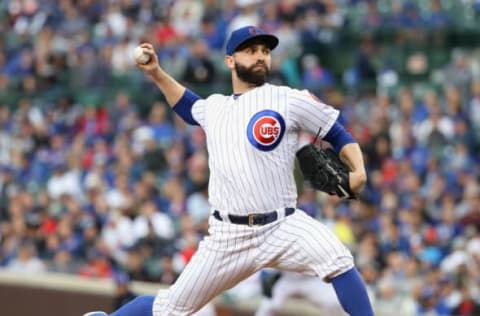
[84, 26, 373, 316]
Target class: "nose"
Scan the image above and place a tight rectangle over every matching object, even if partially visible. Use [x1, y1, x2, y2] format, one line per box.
[255, 54, 266, 63]
[254, 55, 264, 64]
[254, 50, 267, 60]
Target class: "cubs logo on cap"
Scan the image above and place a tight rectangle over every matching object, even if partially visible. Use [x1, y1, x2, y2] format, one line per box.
[247, 110, 285, 151]
[226, 26, 279, 56]
[248, 26, 259, 35]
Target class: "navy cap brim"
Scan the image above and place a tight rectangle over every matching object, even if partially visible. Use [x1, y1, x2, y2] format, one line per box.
[229, 34, 279, 55]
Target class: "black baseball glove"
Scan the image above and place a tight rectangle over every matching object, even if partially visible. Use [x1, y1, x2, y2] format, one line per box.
[296, 144, 356, 199]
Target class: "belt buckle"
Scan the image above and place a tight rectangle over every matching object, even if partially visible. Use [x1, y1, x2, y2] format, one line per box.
[247, 213, 260, 226]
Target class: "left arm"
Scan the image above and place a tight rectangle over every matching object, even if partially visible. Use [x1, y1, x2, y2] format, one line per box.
[323, 121, 367, 194]
[287, 89, 367, 193]
[339, 143, 367, 193]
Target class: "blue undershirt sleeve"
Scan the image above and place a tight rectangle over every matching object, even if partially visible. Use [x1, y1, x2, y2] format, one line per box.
[172, 89, 201, 125]
[323, 120, 356, 153]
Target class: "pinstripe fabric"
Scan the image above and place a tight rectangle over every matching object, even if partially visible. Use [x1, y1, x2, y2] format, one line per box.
[191, 84, 339, 214]
[256, 211, 353, 279]
[152, 84, 351, 315]
[152, 211, 353, 315]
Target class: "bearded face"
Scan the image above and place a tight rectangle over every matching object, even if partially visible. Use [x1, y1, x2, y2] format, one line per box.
[234, 60, 270, 86]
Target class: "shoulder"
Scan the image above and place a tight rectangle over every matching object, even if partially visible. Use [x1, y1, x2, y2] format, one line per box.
[283, 87, 326, 107]
[263, 83, 291, 93]
[265, 84, 315, 99]
[192, 93, 228, 108]
[205, 93, 228, 102]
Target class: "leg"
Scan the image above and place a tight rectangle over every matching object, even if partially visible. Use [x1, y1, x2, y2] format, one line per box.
[82, 296, 154, 316]
[258, 211, 372, 316]
[331, 267, 374, 316]
[153, 219, 259, 315]
[85, 293, 217, 316]
[258, 211, 354, 279]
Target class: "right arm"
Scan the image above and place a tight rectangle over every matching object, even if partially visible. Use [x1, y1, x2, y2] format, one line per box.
[136, 43, 186, 107]
[136, 43, 202, 126]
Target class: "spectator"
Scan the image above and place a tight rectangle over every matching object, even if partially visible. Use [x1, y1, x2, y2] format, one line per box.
[227, 0, 261, 35]
[301, 54, 334, 95]
[6, 241, 46, 273]
[425, 0, 451, 29]
[48, 247, 81, 274]
[147, 102, 176, 149]
[159, 256, 179, 285]
[113, 271, 136, 310]
[374, 277, 416, 316]
[79, 245, 114, 279]
[182, 39, 217, 85]
[46, 163, 82, 201]
[452, 284, 480, 315]
[361, 0, 383, 29]
[170, 0, 204, 38]
[133, 199, 175, 241]
[350, 35, 377, 89]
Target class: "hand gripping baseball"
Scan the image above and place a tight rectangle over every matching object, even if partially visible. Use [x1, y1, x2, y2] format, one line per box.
[134, 43, 160, 76]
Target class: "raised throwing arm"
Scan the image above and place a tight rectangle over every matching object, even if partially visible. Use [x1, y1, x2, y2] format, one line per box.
[135, 43, 186, 107]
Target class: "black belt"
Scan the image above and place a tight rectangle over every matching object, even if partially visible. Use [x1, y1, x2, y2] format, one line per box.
[213, 208, 295, 226]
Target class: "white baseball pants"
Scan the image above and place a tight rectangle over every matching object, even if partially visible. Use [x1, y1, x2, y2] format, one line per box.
[153, 210, 353, 315]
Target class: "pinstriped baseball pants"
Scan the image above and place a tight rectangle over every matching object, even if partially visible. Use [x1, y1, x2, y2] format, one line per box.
[153, 210, 354, 316]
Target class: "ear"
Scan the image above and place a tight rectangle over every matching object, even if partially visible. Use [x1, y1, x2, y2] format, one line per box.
[224, 55, 235, 70]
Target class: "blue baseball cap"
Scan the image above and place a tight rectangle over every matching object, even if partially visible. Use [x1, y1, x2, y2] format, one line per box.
[226, 26, 279, 55]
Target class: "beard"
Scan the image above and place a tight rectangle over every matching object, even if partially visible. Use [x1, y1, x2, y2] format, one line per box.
[234, 61, 270, 86]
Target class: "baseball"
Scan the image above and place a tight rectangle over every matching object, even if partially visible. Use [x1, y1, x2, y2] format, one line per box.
[133, 46, 150, 64]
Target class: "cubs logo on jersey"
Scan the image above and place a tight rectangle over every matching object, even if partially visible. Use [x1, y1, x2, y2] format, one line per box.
[246, 109, 285, 151]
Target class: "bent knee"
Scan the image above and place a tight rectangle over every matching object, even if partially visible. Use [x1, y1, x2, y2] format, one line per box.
[322, 255, 355, 282]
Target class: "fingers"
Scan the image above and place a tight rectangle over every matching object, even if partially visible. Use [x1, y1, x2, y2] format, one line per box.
[139, 43, 156, 58]
[139, 43, 153, 50]
[135, 43, 157, 68]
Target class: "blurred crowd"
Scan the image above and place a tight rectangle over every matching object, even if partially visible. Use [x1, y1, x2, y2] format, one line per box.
[1, 0, 480, 315]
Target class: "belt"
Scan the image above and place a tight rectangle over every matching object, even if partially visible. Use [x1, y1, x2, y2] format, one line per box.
[212, 208, 295, 226]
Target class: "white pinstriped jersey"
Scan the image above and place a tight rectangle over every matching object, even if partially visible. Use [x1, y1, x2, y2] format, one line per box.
[191, 83, 339, 214]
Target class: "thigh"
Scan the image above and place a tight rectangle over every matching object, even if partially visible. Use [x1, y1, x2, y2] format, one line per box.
[153, 221, 258, 315]
[260, 211, 354, 280]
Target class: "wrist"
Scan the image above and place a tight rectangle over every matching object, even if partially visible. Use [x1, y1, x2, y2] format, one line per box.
[148, 66, 166, 81]
[353, 170, 367, 181]
[349, 171, 367, 192]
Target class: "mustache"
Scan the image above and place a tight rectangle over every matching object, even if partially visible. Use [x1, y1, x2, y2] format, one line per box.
[251, 61, 267, 69]
[235, 60, 269, 86]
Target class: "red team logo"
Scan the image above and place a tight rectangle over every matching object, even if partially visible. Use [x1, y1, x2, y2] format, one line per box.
[249, 26, 260, 35]
[247, 110, 285, 151]
[253, 117, 280, 145]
